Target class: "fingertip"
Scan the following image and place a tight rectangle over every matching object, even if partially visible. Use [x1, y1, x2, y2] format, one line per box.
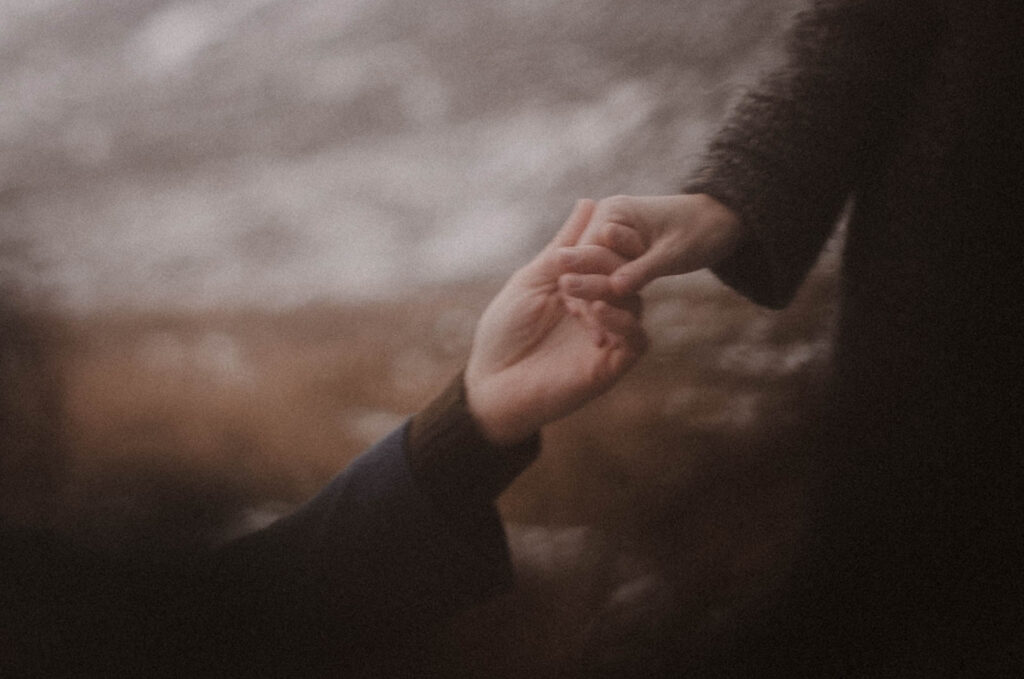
[573, 198, 595, 221]
[554, 199, 596, 247]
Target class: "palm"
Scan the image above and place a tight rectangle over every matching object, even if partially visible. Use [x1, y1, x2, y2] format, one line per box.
[465, 200, 645, 445]
[493, 288, 627, 405]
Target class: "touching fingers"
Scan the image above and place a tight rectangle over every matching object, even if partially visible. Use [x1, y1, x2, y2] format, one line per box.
[559, 273, 617, 301]
[608, 250, 668, 295]
[598, 222, 646, 259]
[557, 245, 628, 275]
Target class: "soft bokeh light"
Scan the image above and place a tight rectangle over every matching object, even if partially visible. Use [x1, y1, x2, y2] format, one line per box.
[0, 0, 801, 311]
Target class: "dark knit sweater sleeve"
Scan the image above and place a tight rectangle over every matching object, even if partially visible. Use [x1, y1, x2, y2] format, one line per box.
[406, 371, 540, 522]
[134, 393, 538, 676]
[2, 378, 539, 676]
[685, 0, 937, 308]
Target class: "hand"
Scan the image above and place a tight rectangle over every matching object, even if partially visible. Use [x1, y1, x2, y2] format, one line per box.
[566, 194, 743, 297]
[465, 200, 648, 446]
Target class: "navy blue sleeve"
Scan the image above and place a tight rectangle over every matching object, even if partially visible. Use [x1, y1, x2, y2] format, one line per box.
[143, 422, 516, 676]
[252, 421, 515, 619]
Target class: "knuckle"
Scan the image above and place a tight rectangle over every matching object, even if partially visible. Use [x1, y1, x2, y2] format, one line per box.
[602, 223, 624, 247]
[610, 225, 643, 254]
[598, 195, 634, 229]
[599, 195, 634, 225]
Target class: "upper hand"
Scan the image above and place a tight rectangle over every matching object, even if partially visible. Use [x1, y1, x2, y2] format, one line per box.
[465, 200, 647, 446]
[567, 194, 743, 296]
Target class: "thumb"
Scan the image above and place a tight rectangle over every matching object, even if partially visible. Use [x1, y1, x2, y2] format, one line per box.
[608, 252, 663, 295]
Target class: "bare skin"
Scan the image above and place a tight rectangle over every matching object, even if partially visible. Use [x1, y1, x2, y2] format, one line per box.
[562, 193, 744, 298]
[465, 200, 647, 446]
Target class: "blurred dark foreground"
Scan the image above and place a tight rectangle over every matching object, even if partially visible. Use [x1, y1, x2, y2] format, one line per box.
[0, 259, 838, 676]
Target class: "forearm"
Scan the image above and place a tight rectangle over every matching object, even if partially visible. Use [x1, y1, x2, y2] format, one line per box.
[688, 0, 938, 306]
[407, 370, 539, 528]
[141, 381, 532, 675]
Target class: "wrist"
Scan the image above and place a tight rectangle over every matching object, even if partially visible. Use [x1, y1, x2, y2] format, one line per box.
[464, 369, 536, 447]
[692, 193, 743, 259]
[407, 370, 541, 512]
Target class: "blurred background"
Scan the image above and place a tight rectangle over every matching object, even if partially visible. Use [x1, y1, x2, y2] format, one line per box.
[2, 0, 805, 310]
[1, 0, 845, 675]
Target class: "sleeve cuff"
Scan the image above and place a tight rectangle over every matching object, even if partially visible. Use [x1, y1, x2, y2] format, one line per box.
[683, 172, 805, 310]
[405, 371, 540, 518]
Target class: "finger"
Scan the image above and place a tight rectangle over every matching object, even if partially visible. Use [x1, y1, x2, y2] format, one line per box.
[557, 245, 628, 275]
[608, 251, 670, 295]
[551, 199, 595, 248]
[598, 222, 646, 259]
[559, 273, 617, 301]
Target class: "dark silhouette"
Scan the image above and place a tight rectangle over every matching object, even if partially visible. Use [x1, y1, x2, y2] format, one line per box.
[569, 1, 1023, 675]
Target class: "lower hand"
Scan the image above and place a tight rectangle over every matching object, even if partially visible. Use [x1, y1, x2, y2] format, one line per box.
[465, 200, 647, 446]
